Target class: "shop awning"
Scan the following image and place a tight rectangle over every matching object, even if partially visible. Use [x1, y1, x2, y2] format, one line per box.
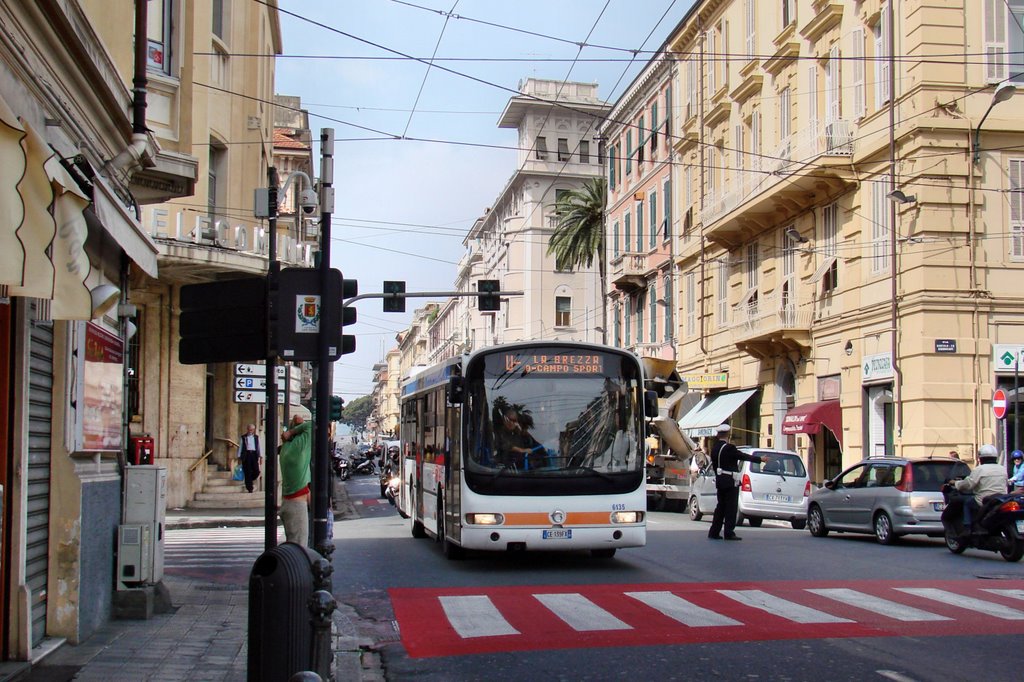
[677, 388, 757, 437]
[781, 400, 843, 445]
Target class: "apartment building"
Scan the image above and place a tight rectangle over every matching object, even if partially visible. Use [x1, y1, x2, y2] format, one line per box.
[636, 0, 1024, 480]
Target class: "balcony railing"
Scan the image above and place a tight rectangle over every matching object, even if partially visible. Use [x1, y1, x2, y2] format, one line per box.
[610, 252, 648, 291]
[700, 119, 855, 225]
[730, 290, 813, 343]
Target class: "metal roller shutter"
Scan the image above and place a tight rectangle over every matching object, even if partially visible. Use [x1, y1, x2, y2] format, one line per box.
[25, 306, 52, 644]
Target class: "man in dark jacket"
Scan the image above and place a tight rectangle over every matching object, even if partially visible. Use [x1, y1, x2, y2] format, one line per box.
[708, 424, 767, 541]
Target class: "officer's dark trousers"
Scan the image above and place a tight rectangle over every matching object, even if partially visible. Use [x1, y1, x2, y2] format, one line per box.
[709, 485, 740, 538]
[241, 451, 261, 492]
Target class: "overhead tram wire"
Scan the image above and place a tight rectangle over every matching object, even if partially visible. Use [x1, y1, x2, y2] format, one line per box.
[401, 0, 460, 138]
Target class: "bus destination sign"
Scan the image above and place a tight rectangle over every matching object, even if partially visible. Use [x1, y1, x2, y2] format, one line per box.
[504, 353, 604, 375]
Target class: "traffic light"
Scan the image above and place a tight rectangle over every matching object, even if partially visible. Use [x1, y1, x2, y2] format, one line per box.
[478, 279, 500, 311]
[341, 278, 358, 355]
[329, 395, 344, 421]
[383, 280, 406, 313]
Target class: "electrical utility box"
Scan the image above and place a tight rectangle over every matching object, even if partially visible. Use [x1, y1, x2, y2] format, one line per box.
[117, 523, 153, 590]
[119, 466, 167, 589]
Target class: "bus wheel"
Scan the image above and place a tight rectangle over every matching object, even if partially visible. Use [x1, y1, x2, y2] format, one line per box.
[410, 490, 426, 538]
[590, 548, 616, 559]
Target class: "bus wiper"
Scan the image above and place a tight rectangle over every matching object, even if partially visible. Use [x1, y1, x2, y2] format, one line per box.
[573, 465, 616, 483]
[490, 464, 515, 481]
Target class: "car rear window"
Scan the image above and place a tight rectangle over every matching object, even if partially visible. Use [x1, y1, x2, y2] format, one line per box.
[909, 461, 971, 491]
[749, 453, 806, 477]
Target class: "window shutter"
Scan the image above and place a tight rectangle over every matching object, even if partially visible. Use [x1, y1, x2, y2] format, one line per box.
[745, 0, 756, 59]
[826, 45, 840, 124]
[985, 0, 1008, 83]
[851, 27, 866, 119]
[807, 64, 818, 129]
[751, 109, 761, 172]
[1011, 159, 1024, 258]
[707, 29, 717, 94]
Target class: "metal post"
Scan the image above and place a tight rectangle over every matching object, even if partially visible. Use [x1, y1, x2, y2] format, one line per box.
[309, 557, 335, 678]
[265, 166, 280, 551]
[313, 129, 335, 559]
[1015, 357, 1019, 457]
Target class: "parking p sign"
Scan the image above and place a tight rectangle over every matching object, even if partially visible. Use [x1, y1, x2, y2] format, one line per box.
[993, 388, 1008, 420]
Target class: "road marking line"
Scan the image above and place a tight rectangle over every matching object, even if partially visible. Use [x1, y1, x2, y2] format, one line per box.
[625, 591, 741, 627]
[807, 588, 950, 621]
[896, 588, 1024, 620]
[534, 593, 632, 631]
[982, 589, 1024, 602]
[718, 589, 854, 624]
[438, 595, 520, 638]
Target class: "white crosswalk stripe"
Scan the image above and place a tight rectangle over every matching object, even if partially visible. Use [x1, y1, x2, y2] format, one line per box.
[983, 589, 1024, 602]
[164, 527, 282, 569]
[534, 593, 632, 631]
[439, 596, 520, 638]
[625, 591, 740, 627]
[718, 589, 854, 624]
[807, 588, 950, 621]
[896, 587, 1024, 620]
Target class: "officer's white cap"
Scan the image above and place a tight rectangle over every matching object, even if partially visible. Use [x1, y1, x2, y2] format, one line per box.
[716, 424, 731, 434]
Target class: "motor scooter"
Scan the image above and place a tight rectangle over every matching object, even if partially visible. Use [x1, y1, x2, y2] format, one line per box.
[332, 450, 350, 480]
[941, 483, 1024, 562]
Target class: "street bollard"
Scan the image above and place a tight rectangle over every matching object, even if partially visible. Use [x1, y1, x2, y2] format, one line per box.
[248, 542, 320, 682]
[309, 589, 337, 678]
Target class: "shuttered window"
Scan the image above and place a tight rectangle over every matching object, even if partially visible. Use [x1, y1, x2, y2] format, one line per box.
[1010, 159, 1024, 259]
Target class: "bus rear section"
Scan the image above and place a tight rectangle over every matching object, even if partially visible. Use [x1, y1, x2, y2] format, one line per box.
[401, 342, 650, 559]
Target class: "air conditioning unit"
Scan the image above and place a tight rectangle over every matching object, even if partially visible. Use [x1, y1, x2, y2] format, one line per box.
[117, 523, 153, 590]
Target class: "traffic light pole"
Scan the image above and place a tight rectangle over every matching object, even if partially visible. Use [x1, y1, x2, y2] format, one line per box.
[313, 129, 335, 559]
[264, 166, 280, 551]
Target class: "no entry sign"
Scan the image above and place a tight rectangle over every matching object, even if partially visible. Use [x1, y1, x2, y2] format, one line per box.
[993, 388, 1008, 420]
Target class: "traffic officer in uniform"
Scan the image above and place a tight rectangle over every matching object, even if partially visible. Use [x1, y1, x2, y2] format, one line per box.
[708, 424, 767, 541]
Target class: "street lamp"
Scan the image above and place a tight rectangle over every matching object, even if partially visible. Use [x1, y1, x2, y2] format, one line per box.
[973, 82, 1017, 164]
[886, 189, 916, 205]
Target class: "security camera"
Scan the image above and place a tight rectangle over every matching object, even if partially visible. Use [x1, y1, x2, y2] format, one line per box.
[299, 188, 318, 214]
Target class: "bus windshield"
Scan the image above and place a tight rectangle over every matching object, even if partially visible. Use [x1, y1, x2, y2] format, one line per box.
[463, 347, 644, 496]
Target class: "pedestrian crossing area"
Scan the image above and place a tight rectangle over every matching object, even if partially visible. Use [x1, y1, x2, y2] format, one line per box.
[164, 526, 282, 582]
[389, 580, 1024, 658]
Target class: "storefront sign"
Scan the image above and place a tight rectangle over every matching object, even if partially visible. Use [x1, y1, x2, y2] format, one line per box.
[680, 372, 729, 389]
[993, 344, 1024, 373]
[862, 352, 893, 384]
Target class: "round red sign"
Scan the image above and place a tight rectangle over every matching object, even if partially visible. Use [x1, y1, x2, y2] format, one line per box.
[993, 388, 1008, 420]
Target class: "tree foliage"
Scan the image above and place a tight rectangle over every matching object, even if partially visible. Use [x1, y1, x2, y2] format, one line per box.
[340, 395, 373, 432]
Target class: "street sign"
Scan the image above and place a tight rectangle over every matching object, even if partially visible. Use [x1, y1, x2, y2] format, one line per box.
[234, 363, 287, 378]
[233, 376, 287, 391]
[234, 390, 285, 404]
[994, 388, 1008, 420]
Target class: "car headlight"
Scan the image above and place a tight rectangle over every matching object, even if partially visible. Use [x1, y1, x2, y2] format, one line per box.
[610, 511, 644, 524]
[466, 513, 504, 525]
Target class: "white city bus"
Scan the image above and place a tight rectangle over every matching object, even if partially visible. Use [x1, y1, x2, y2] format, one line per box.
[397, 341, 654, 559]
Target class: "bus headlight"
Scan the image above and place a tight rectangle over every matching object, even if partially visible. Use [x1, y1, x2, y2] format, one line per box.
[466, 513, 504, 525]
[610, 511, 643, 524]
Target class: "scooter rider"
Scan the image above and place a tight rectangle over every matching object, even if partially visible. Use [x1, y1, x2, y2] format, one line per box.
[953, 444, 1009, 533]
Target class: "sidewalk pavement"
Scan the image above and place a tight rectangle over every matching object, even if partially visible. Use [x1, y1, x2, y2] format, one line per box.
[21, 484, 384, 682]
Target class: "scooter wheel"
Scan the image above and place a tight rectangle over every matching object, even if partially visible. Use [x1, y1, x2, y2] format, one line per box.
[944, 528, 967, 554]
[999, 528, 1024, 562]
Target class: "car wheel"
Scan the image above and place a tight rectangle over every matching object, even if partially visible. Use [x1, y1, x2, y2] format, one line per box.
[591, 548, 616, 559]
[808, 505, 829, 537]
[689, 496, 702, 521]
[791, 518, 807, 530]
[746, 516, 763, 528]
[874, 511, 898, 545]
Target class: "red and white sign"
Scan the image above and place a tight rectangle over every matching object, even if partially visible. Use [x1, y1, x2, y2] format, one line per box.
[993, 388, 1008, 420]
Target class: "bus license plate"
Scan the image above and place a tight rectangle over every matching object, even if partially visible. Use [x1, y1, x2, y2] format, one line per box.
[543, 529, 571, 540]
[765, 494, 791, 502]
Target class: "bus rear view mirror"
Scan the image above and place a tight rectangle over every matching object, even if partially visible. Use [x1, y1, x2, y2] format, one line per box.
[447, 376, 465, 404]
[644, 390, 658, 419]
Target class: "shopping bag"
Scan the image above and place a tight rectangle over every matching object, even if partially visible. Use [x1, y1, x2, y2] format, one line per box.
[232, 464, 244, 481]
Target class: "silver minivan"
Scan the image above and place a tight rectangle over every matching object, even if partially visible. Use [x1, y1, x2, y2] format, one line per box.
[688, 447, 810, 529]
[807, 457, 972, 544]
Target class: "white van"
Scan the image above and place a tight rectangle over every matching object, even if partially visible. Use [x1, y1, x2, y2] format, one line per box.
[688, 447, 810, 529]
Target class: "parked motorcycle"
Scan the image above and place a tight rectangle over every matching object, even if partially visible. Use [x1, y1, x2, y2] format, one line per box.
[332, 450, 350, 481]
[941, 483, 1024, 562]
[350, 455, 376, 476]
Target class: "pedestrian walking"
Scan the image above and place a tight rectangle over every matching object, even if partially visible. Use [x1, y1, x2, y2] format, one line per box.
[280, 413, 312, 546]
[236, 423, 262, 493]
[707, 424, 766, 541]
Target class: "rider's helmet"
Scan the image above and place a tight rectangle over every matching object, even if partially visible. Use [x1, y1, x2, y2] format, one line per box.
[1013, 450, 1024, 461]
[978, 444, 999, 463]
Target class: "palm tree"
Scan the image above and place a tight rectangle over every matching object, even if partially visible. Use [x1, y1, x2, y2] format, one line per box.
[546, 177, 608, 343]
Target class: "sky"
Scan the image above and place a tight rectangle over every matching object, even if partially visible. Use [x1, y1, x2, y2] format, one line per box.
[275, 0, 688, 400]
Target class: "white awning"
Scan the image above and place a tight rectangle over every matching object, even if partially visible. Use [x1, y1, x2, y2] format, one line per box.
[91, 174, 159, 278]
[677, 389, 757, 437]
[809, 255, 838, 284]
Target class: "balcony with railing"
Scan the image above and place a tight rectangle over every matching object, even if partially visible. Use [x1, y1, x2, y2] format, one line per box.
[730, 290, 813, 358]
[701, 119, 856, 246]
[610, 251, 649, 291]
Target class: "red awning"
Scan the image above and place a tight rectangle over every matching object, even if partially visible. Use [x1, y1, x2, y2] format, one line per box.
[781, 400, 843, 445]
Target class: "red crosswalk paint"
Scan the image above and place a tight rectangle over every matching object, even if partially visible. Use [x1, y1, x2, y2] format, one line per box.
[388, 580, 1024, 658]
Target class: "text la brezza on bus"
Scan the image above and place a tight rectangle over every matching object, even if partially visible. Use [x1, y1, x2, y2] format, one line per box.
[398, 342, 655, 559]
